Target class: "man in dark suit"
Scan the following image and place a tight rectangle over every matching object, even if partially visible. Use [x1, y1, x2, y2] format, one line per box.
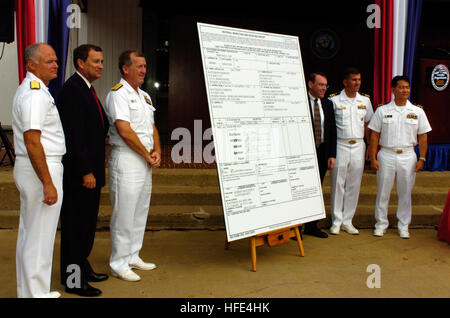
[303, 72, 337, 238]
[57, 44, 109, 296]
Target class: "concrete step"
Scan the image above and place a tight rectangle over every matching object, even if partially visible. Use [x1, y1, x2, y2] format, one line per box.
[2, 181, 447, 209]
[150, 169, 450, 187]
[2, 167, 450, 186]
[2, 167, 449, 187]
[0, 204, 443, 230]
[322, 185, 448, 205]
[324, 170, 450, 187]
[1, 167, 448, 230]
[103, 184, 447, 205]
[152, 169, 219, 186]
[100, 185, 221, 206]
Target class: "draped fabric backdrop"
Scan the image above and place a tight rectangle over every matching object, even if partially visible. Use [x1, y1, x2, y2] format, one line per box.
[15, 0, 70, 99]
[403, 0, 423, 84]
[34, 0, 48, 43]
[392, 0, 408, 78]
[48, 0, 71, 98]
[373, 0, 394, 109]
[16, 0, 36, 84]
[373, 0, 423, 109]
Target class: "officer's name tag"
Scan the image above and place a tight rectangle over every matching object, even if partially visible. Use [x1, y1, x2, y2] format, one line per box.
[384, 115, 393, 118]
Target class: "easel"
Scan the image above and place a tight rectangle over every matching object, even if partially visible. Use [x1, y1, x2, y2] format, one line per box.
[0, 122, 15, 166]
[225, 224, 305, 272]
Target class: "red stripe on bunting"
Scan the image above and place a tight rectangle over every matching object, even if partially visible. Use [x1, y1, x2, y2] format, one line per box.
[15, 0, 36, 84]
[373, 0, 394, 110]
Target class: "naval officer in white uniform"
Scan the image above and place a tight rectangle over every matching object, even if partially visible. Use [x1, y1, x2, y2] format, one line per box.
[12, 43, 66, 298]
[368, 75, 431, 239]
[105, 50, 161, 282]
[329, 68, 373, 235]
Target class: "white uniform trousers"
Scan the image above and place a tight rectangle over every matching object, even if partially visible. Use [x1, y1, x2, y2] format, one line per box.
[374, 148, 417, 231]
[14, 156, 63, 298]
[109, 147, 152, 274]
[330, 140, 365, 227]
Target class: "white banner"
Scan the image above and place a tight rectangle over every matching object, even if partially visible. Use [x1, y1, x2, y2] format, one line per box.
[197, 23, 325, 241]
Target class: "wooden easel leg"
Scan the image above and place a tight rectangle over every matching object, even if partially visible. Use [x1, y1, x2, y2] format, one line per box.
[294, 227, 305, 257]
[250, 237, 257, 272]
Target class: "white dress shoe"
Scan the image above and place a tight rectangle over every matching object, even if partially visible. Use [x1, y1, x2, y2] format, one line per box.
[398, 229, 410, 239]
[373, 228, 386, 237]
[329, 225, 340, 235]
[130, 260, 157, 271]
[48, 291, 61, 298]
[111, 269, 141, 282]
[342, 224, 359, 235]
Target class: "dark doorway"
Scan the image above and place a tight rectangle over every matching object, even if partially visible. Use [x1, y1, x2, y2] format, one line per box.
[141, 1, 374, 144]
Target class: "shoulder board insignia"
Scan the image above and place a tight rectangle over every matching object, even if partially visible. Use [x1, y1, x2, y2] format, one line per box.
[415, 104, 423, 109]
[361, 93, 370, 98]
[329, 92, 338, 97]
[378, 102, 388, 107]
[30, 80, 40, 90]
[111, 83, 123, 91]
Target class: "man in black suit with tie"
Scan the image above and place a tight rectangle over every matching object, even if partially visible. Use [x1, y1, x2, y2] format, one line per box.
[303, 72, 337, 238]
[57, 44, 109, 296]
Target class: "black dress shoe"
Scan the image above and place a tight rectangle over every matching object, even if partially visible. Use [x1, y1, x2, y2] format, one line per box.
[87, 272, 109, 282]
[65, 283, 102, 297]
[303, 227, 329, 238]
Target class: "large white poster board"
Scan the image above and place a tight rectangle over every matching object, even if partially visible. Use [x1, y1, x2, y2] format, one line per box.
[197, 23, 325, 242]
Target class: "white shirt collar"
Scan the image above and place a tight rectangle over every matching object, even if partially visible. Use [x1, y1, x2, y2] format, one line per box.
[76, 71, 91, 88]
[388, 100, 415, 113]
[392, 100, 413, 108]
[120, 77, 143, 95]
[340, 89, 362, 102]
[405, 100, 415, 110]
[308, 92, 320, 104]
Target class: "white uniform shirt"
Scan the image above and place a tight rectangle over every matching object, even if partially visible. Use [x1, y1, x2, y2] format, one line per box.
[105, 78, 156, 151]
[368, 100, 432, 148]
[329, 90, 373, 139]
[12, 72, 66, 156]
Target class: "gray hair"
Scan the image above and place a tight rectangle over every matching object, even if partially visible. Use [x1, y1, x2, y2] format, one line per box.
[24, 43, 45, 68]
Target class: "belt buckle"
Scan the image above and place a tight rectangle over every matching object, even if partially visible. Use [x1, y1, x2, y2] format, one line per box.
[396, 149, 403, 154]
[349, 140, 356, 145]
